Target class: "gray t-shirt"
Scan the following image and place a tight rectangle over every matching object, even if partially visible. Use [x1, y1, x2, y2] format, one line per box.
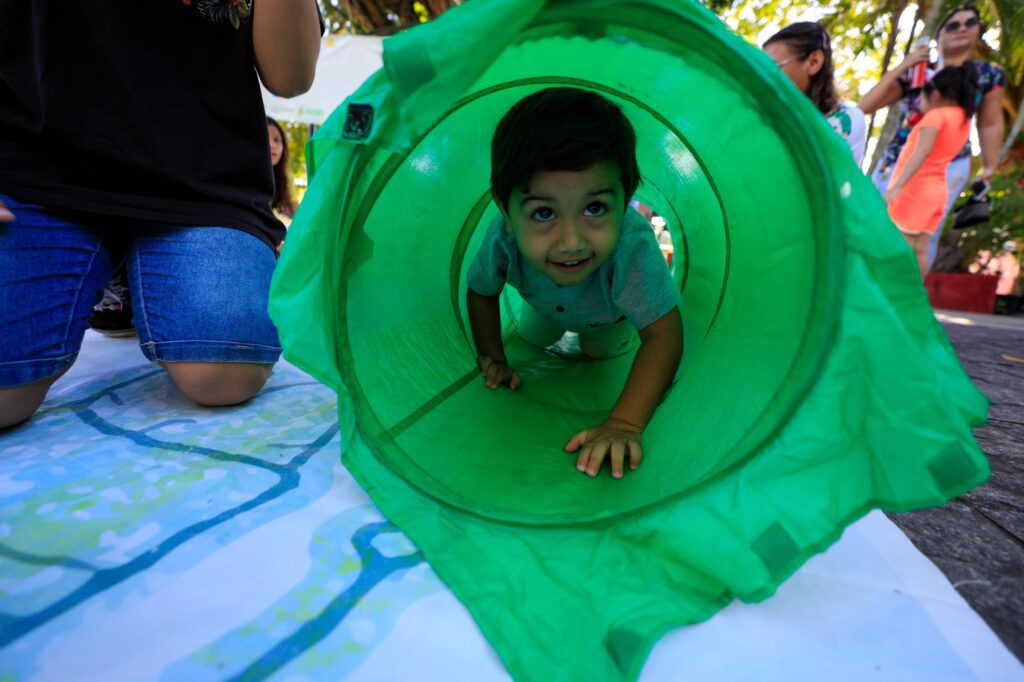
[466, 208, 678, 332]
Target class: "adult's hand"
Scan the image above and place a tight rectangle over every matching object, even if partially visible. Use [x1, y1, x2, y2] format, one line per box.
[860, 44, 930, 115]
[896, 44, 930, 74]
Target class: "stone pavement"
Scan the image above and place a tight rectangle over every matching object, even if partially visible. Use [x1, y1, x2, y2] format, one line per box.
[887, 310, 1024, 662]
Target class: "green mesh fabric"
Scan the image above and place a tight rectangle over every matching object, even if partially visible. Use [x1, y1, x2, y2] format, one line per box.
[269, 0, 990, 678]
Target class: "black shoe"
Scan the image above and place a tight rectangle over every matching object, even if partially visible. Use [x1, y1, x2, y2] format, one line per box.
[89, 266, 136, 337]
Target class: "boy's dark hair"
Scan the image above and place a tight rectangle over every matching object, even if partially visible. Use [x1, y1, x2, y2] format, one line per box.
[490, 87, 640, 212]
[763, 22, 838, 115]
[925, 64, 979, 116]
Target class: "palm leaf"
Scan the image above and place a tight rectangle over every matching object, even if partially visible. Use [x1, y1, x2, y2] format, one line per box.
[992, 0, 1024, 85]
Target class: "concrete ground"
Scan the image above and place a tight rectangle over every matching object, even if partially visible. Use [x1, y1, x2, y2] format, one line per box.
[886, 310, 1024, 663]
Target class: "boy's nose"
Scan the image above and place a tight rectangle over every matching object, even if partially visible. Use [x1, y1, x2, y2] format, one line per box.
[558, 220, 585, 251]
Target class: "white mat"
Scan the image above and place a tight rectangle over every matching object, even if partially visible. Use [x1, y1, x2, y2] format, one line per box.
[0, 331, 1019, 681]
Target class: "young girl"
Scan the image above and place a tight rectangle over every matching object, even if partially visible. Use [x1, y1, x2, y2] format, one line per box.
[763, 22, 867, 164]
[885, 65, 977, 278]
[268, 117, 298, 223]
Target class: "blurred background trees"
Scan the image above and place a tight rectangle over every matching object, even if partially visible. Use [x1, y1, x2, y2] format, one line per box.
[288, 0, 1020, 275]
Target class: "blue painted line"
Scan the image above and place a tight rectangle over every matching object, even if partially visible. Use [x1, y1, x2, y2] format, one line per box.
[0, 422, 340, 647]
[141, 419, 197, 434]
[52, 369, 164, 411]
[0, 543, 98, 572]
[76, 408, 288, 474]
[226, 522, 424, 682]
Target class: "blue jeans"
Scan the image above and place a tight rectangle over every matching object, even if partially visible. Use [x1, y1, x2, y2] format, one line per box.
[0, 194, 281, 387]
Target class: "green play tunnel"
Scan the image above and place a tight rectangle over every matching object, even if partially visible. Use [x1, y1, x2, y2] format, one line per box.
[270, 1, 989, 677]
[273, 0, 857, 523]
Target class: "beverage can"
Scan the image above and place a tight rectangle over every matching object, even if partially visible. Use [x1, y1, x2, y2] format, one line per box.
[909, 38, 931, 89]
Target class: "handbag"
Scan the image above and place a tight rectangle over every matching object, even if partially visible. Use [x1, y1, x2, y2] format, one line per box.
[952, 179, 991, 229]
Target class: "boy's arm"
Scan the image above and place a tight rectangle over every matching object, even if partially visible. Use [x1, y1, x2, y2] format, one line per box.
[467, 289, 507, 362]
[607, 307, 683, 430]
[886, 126, 938, 202]
[565, 306, 682, 478]
[467, 288, 521, 389]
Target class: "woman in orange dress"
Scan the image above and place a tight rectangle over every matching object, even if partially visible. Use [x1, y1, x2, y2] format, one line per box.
[885, 65, 977, 278]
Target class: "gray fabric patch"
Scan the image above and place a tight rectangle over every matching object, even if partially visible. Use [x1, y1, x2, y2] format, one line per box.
[928, 444, 983, 497]
[604, 628, 644, 674]
[752, 521, 799, 576]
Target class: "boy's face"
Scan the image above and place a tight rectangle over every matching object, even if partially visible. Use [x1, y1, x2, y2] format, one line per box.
[500, 161, 625, 287]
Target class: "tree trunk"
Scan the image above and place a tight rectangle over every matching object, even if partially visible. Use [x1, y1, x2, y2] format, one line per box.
[866, 0, 909, 153]
[867, 2, 924, 174]
[867, 0, 950, 174]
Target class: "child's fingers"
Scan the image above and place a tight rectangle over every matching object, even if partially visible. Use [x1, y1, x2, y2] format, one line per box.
[628, 440, 642, 470]
[609, 441, 626, 479]
[508, 372, 522, 390]
[585, 441, 609, 477]
[576, 449, 589, 472]
[565, 430, 588, 453]
[576, 441, 594, 471]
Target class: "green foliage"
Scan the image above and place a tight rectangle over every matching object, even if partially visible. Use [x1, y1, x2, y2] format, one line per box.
[711, 0, 916, 101]
[700, 0, 737, 11]
[934, 154, 1024, 273]
[988, 180, 1024, 245]
[318, 1, 353, 34]
[992, 0, 1024, 84]
[283, 121, 311, 201]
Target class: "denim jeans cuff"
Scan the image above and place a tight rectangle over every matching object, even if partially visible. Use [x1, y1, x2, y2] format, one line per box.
[0, 353, 79, 387]
[140, 340, 282, 365]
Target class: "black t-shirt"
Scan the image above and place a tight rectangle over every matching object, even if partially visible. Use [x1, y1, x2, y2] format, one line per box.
[0, 0, 287, 250]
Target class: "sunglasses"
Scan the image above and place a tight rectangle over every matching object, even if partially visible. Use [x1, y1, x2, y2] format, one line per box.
[774, 55, 800, 67]
[943, 17, 980, 33]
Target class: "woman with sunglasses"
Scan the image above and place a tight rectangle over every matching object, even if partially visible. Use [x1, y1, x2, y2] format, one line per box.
[861, 5, 1005, 270]
[763, 22, 867, 164]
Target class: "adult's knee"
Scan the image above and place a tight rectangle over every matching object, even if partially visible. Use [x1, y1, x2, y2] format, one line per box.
[0, 371, 67, 430]
[163, 362, 274, 407]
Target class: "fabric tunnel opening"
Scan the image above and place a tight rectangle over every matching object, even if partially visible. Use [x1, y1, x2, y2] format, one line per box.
[294, 6, 850, 525]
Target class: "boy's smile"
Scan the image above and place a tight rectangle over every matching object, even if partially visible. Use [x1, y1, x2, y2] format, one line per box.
[502, 162, 625, 286]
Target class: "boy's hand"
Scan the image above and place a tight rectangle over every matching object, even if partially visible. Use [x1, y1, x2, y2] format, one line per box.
[884, 186, 900, 203]
[564, 418, 643, 479]
[0, 198, 13, 222]
[477, 355, 521, 390]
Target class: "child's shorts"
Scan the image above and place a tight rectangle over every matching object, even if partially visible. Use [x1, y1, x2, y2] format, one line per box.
[517, 302, 638, 358]
[0, 193, 282, 387]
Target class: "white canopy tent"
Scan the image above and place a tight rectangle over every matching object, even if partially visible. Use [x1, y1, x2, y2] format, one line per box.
[261, 34, 384, 125]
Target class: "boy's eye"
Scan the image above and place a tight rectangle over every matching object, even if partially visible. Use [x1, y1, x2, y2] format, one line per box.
[531, 207, 556, 222]
[584, 202, 608, 217]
